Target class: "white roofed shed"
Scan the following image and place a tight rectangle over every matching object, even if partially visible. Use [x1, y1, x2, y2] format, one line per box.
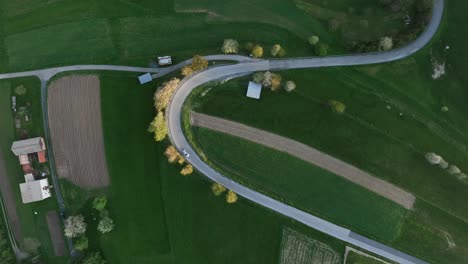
[246, 81, 262, 99]
[11, 137, 46, 156]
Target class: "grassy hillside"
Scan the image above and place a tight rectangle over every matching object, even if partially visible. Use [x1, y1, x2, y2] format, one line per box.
[0, 0, 424, 71]
[95, 73, 347, 263]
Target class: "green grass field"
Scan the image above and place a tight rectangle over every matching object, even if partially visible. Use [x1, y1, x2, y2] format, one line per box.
[183, 2, 468, 263]
[346, 250, 388, 264]
[0, 78, 67, 264]
[0, 0, 423, 71]
[190, 127, 407, 243]
[93, 73, 347, 263]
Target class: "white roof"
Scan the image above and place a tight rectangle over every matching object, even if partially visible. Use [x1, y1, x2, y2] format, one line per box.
[24, 173, 35, 182]
[158, 56, 172, 65]
[11, 137, 45, 156]
[19, 155, 30, 165]
[246, 81, 262, 99]
[138, 73, 153, 84]
[19, 178, 51, 204]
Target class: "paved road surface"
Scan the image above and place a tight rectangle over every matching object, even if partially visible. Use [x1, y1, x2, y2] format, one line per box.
[191, 112, 416, 209]
[0, 0, 444, 262]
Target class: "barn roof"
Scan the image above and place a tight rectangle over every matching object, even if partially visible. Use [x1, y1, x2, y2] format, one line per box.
[11, 137, 45, 156]
[246, 81, 262, 99]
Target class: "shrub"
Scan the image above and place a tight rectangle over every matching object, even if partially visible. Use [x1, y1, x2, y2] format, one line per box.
[284, 81, 296, 92]
[98, 217, 115, 234]
[82, 252, 106, 264]
[64, 215, 87, 238]
[14, 85, 27, 95]
[180, 164, 193, 176]
[315, 43, 329, 56]
[211, 183, 226, 196]
[379, 36, 393, 51]
[447, 165, 461, 175]
[251, 45, 264, 58]
[270, 44, 282, 57]
[252, 72, 264, 84]
[244, 42, 254, 52]
[164, 145, 183, 164]
[92, 197, 107, 211]
[181, 65, 194, 76]
[226, 190, 238, 204]
[181, 55, 208, 76]
[74, 236, 88, 251]
[425, 152, 442, 165]
[154, 78, 180, 112]
[329, 100, 346, 114]
[221, 39, 239, 54]
[271, 73, 282, 91]
[308, 35, 319, 46]
[262, 71, 272, 87]
[147, 112, 168, 142]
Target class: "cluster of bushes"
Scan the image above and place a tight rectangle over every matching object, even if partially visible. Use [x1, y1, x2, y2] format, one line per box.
[164, 145, 193, 176]
[425, 153, 467, 182]
[308, 35, 329, 56]
[221, 39, 286, 58]
[147, 78, 180, 142]
[64, 197, 114, 263]
[252, 71, 296, 93]
[181, 55, 209, 76]
[329, 100, 346, 114]
[211, 183, 238, 204]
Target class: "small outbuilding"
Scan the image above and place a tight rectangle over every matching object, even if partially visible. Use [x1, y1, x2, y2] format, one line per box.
[138, 73, 153, 84]
[246, 81, 262, 100]
[158, 56, 172, 66]
[19, 178, 52, 204]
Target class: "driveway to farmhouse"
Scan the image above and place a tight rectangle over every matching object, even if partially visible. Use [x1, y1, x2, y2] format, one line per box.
[0, 0, 444, 262]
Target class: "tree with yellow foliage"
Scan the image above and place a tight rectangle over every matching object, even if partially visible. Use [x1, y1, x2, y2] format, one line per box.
[251, 45, 264, 58]
[180, 164, 193, 176]
[164, 145, 183, 163]
[211, 183, 226, 196]
[271, 73, 282, 91]
[154, 78, 180, 112]
[181, 55, 209, 76]
[226, 190, 238, 204]
[147, 112, 167, 141]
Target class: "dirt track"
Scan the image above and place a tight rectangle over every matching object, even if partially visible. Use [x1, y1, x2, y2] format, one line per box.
[0, 151, 22, 242]
[46, 211, 66, 256]
[48, 75, 109, 188]
[191, 112, 416, 210]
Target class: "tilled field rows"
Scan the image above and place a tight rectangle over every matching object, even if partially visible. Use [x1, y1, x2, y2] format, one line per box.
[48, 75, 109, 188]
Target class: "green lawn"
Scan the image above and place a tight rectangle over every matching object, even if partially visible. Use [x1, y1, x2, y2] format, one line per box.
[190, 127, 407, 243]
[346, 250, 389, 264]
[94, 72, 347, 263]
[0, 0, 425, 72]
[0, 78, 67, 264]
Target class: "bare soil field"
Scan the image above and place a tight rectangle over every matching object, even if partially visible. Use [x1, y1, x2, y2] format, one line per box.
[46, 211, 66, 256]
[191, 112, 415, 210]
[0, 150, 23, 242]
[48, 75, 109, 188]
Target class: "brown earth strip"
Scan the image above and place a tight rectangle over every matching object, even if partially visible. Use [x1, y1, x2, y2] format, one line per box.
[48, 75, 110, 188]
[191, 112, 416, 210]
[0, 150, 23, 243]
[46, 211, 66, 256]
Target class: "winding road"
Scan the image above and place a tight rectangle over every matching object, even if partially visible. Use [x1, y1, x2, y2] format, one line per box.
[0, 0, 444, 262]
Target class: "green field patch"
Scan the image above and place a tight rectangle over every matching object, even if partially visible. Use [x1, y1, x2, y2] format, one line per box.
[345, 247, 390, 264]
[5, 19, 116, 70]
[191, 127, 407, 242]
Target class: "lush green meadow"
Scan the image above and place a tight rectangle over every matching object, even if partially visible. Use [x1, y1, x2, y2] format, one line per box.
[184, 1, 468, 263]
[0, 78, 67, 264]
[92, 73, 347, 263]
[190, 127, 407, 243]
[0, 0, 422, 72]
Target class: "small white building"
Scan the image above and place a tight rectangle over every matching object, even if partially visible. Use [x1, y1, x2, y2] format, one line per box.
[158, 56, 172, 66]
[138, 73, 153, 84]
[19, 178, 52, 204]
[246, 81, 262, 100]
